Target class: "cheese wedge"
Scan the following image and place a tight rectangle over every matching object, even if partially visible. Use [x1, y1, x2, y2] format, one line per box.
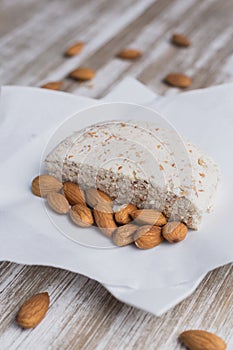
[45, 120, 220, 229]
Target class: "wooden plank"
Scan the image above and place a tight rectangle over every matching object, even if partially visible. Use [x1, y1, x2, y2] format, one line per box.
[0, 0, 156, 85]
[0, 0, 233, 348]
[0, 262, 232, 349]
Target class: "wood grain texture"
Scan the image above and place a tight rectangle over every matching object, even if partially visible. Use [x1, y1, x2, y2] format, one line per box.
[0, 0, 233, 349]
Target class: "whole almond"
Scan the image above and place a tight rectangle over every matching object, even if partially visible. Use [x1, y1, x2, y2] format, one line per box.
[165, 73, 192, 88]
[47, 192, 69, 214]
[134, 225, 163, 249]
[171, 33, 191, 47]
[70, 204, 94, 227]
[16, 292, 50, 329]
[40, 81, 63, 91]
[117, 49, 142, 59]
[63, 182, 86, 206]
[162, 221, 187, 243]
[179, 330, 226, 350]
[93, 203, 117, 237]
[85, 188, 113, 208]
[65, 42, 84, 57]
[31, 175, 63, 197]
[115, 204, 137, 225]
[131, 209, 167, 226]
[69, 67, 95, 81]
[113, 224, 138, 246]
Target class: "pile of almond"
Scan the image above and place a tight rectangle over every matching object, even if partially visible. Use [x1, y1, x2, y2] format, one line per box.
[32, 174, 188, 249]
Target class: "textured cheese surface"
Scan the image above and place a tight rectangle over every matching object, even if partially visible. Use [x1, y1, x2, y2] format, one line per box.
[45, 120, 220, 229]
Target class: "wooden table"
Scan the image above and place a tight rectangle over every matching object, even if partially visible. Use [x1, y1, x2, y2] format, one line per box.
[0, 0, 232, 348]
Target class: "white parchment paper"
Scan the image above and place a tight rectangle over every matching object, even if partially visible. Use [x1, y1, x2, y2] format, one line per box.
[0, 78, 232, 315]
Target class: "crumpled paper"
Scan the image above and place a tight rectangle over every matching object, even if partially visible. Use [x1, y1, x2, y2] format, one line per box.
[0, 78, 232, 315]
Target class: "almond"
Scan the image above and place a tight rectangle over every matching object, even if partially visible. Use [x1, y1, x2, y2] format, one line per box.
[131, 209, 167, 226]
[65, 42, 84, 57]
[117, 49, 142, 59]
[165, 73, 192, 88]
[113, 224, 138, 247]
[63, 182, 86, 206]
[40, 81, 63, 90]
[162, 221, 187, 243]
[85, 188, 113, 208]
[115, 203, 137, 225]
[179, 330, 226, 350]
[47, 192, 69, 214]
[134, 225, 163, 249]
[16, 292, 50, 329]
[70, 204, 94, 227]
[171, 33, 191, 47]
[69, 67, 95, 81]
[31, 175, 63, 197]
[93, 203, 117, 237]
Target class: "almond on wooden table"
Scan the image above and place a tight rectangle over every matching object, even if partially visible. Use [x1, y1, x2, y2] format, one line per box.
[70, 204, 94, 227]
[69, 67, 95, 81]
[16, 292, 50, 329]
[112, 224, 138, 247]
[65, 41, 84, 57]
[63, 182, 86, 206]
[134, 225, 163, 249]
[115, 203, 137, 225]
[93, 203, 117, 237]
[131, 209, 167, 226]
[171, 33, 191, 47]
[85, 188, 113, 208]
[117, 48, 142, 59]
[47, 192, 69, 214]
[164, 73, 192, 88]
[40, 81, 63, 90]
[179, 330, 226, 350]
[31, 175, 63, 197]
[162, 222, 188, 243]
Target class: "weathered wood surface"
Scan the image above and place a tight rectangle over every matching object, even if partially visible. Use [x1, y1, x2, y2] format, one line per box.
[0, 0, 233, 349]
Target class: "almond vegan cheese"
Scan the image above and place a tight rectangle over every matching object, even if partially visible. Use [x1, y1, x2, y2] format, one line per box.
[45, 120, 220, 229]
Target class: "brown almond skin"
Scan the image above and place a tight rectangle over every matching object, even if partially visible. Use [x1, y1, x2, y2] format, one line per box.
[93, 203, 117, 237]
[117, 49, 142, 59]
[113, 224, 138, 247]
[179, 330, 226, 350]
[40, 81, 63, 90]
[131, 209, 167, 226]
[65, 42, 84, 57]
[85, 188, 113, 208]
[165, 73, 192, 88]
[134, 225, 163, 249]
[47, 192, 69, 214]
[69, 67, 95, 81]
[115, 204, 137, 225]
[63, 182, 86, 206]
[162, 222, 187, 243]
[31, 175, 63, 197]
[171, 33, 191, 47]
[70, 204, 94, 227]
[16, 292, 50, 329]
